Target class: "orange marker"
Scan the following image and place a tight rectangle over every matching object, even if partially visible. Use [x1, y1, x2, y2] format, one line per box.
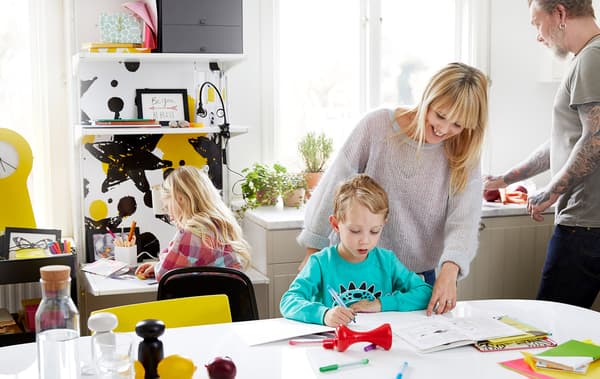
[127, 221, 136, 242]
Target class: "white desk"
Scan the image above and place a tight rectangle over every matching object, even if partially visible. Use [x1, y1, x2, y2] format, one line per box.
[80, 267, 270, 331]
[1, 300, 599, 378]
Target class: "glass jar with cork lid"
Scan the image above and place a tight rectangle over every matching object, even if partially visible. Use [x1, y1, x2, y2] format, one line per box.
[35, 265, 80, 379]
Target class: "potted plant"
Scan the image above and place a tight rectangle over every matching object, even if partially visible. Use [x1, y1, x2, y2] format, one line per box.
[298, 132, 333, 198]
[239, 163, 286, 213]
[280, 172, 307, 208]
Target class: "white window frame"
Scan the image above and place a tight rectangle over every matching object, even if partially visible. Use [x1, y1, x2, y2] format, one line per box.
[265, 0, 490, 164]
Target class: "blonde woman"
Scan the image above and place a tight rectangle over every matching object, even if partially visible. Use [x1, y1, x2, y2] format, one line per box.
[136, 166, 251, 280]
[298, 62, 488, 316]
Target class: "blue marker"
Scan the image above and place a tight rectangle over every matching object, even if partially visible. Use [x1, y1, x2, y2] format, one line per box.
[327, 285, 356, 323]
[396, 361, 408, 379]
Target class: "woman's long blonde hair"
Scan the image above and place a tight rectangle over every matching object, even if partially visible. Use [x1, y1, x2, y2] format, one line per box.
[399, 62, 488, 194]
[162, 166, 251, 269]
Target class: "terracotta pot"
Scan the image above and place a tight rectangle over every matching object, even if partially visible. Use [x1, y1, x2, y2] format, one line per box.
[304, 172, 323, 200]
[283, 188, 305, 208]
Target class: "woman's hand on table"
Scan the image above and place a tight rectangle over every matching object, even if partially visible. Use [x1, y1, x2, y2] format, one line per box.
[135, 262, 156, 279]
[426, 261, 459, 316]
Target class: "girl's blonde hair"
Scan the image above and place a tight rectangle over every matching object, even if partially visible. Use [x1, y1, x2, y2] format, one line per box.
[399, 62, 488, 194]
[162, 166, 251, 269]
[333, 174, 389, 222]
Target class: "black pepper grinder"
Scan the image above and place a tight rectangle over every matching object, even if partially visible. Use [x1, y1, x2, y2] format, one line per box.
[135, 319, 165, 379]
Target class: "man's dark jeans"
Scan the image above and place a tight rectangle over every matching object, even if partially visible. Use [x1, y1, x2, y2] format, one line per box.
[537, 224, 600, 308]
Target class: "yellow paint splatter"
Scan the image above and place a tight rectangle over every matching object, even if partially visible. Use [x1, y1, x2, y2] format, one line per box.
[89, 199, 108, 221]
[157, 134, 209, 171]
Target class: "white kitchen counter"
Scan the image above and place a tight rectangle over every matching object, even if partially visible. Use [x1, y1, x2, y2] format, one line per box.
[243, 202, 555, 230]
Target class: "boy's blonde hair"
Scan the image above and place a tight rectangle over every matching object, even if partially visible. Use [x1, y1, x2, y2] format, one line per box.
[399, 62, 488, 194]
[162, 166, 251, 269]
[333, 174, 389, 222]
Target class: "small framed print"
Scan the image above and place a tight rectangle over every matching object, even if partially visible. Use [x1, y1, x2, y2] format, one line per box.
[135, 88, 189, 125]
[3, 227, 62, 259]
[85, 227, 139, 263]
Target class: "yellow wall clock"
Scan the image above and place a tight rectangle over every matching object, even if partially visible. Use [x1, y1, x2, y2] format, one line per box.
[0, 128, 35, 232]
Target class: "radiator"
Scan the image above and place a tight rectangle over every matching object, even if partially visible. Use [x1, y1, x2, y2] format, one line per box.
[0, 282, 41, 314]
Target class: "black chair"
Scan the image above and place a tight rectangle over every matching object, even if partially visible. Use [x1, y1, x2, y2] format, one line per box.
[157, 266, 259, 322]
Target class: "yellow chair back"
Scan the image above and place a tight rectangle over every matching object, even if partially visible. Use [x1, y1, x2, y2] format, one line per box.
[91, 294, 232, 332]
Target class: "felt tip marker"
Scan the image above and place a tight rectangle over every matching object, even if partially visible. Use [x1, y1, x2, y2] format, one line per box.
[319, 358, 369, 372]
[396, 361, 408, 379]
[288, 339, 327, 346]
[327, 285, 356, 323]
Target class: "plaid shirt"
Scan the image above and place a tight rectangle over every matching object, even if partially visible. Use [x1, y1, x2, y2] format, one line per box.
[154, 228, 241, 280]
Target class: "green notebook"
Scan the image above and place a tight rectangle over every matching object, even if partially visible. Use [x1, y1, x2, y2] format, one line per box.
[537, 339, 600, 359]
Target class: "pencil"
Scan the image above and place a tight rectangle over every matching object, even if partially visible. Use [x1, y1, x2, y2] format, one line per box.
[127, 221, 136, 242]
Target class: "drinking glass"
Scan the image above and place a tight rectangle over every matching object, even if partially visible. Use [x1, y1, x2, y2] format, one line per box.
[94, 333, 134, 378]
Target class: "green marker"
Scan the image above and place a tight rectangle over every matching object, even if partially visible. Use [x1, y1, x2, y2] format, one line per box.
[319, 358, 369, 372]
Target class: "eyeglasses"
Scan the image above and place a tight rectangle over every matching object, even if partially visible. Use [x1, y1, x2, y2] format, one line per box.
[10, 237, 55, 251]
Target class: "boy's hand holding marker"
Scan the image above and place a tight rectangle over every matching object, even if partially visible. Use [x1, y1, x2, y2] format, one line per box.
[324, 285, 356, 327]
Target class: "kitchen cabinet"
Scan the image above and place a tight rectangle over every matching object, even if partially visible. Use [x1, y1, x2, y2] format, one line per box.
[241, 206, 304, 318]
[457, 214, 554, 301]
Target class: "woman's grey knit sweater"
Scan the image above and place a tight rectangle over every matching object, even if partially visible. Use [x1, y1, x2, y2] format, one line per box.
[297, 109, 482, 279]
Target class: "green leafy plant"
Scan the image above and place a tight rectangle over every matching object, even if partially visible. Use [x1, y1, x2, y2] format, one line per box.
[298, 132, 334, 173]
[240, 163, 287, 210]
[280, 172, 307, 208]
[280, 172, 307, 197]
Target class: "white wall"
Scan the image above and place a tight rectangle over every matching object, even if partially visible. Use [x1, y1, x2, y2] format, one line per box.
[484, 0, 559, 188]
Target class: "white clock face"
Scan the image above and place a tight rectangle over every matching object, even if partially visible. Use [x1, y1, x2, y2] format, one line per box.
[0, 140, 19, 178]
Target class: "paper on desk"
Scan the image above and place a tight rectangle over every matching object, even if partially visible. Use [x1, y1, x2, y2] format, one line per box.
[230, 318, 333, 346]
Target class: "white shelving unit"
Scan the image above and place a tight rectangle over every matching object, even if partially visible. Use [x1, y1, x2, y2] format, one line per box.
[72, 52, 245, 72]
[78, 125, 248, 136]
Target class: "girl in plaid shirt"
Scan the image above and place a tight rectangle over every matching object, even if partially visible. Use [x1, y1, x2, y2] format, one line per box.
[136, 166, 251, 280]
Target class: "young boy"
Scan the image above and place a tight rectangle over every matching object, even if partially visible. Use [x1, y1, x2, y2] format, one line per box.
[280, 174, 433, 327]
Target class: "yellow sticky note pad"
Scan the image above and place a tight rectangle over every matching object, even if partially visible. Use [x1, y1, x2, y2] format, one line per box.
[207, 87, 215, 102]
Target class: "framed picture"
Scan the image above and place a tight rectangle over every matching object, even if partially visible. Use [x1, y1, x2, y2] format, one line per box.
[85, 227, 140, 263]
[135, 88, 189, 125]
[2, 227, 61, 259]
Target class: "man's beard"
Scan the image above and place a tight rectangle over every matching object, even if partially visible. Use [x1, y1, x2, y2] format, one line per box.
[549, 27, 569, 58]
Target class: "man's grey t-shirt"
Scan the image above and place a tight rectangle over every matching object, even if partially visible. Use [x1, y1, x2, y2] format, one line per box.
[552, 35, 600, 227]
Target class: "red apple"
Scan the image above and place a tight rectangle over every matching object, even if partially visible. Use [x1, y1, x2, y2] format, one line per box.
[206, 356, 237, 379]
[514, 185, 528, 194]
[483, 189, 501, 202]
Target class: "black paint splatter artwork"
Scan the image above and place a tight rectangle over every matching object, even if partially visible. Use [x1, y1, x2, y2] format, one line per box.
[188, 136, 223, 189]
[84, 134, 173, 196]
[84, 215, 122, 231]
[117, 196, 137, 217]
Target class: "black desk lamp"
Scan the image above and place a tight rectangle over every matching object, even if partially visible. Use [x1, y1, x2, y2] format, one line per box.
[196, 81, 230, 164]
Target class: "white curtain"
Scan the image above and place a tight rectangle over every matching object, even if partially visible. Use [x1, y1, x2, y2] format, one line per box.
[27, 0, 73, 236]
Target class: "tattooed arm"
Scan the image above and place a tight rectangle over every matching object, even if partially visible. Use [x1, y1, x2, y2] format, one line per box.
[483, 141, 550, 190]
[528, 102, 600, 221]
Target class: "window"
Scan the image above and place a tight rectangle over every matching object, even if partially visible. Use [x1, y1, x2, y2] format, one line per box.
[274, 0, 489, 170]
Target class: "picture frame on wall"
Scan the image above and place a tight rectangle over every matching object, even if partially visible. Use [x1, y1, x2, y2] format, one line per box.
[85, 227, 140, 263]
[2, 227, 62, 260]
[135, 88, 189, 125]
